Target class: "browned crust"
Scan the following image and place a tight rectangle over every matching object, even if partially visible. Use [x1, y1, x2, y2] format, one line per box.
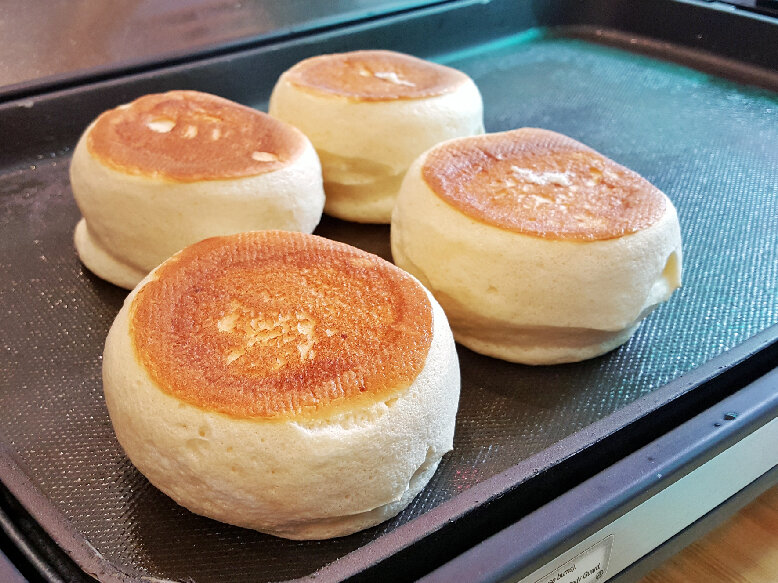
[129, 231, 433, 419]
[422, 128, 667, 241]
[282, 50, 469, 102]
[86, 90, 305, 182]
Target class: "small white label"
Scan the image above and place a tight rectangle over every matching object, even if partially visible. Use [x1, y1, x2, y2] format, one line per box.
[534, 535, 613, 583]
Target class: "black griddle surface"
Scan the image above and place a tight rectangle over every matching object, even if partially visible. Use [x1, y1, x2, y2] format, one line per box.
[1, 26, 777, 583]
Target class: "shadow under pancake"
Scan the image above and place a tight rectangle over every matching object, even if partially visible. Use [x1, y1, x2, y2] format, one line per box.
[313, 215, 392, 261]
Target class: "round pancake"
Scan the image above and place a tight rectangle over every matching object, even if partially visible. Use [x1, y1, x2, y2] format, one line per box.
[87, 90, 305, 181]
[129, 230, 434, 419]
[422, 128, 666, 241]
[104, 230, 460, 538]
[282, 50, 470, 102]
[390, 128, 683, 364]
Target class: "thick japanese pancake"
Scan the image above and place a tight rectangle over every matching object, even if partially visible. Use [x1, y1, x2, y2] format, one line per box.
[391, 128, 683, 365]
[70, 90, 324, 289]
[102, 231, 460, 539]
[268, 50, 483, 223]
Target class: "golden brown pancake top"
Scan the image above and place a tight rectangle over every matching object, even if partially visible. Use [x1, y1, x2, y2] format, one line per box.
[422, 128, 667, 241]
[282, 50, 469, 102]
[87, 90, 305, 182]
[129, 231, 433, 419]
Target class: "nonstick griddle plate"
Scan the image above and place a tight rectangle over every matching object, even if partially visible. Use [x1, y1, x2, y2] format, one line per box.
[1, 2, 777, 581]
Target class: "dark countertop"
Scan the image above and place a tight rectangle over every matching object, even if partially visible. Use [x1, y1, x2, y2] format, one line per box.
[0, 0, 440, 96]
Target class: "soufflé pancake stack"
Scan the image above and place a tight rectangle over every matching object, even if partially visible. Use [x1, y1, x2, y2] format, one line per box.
[102, 231, 460, 540]
[71, 90, 325, 289]
[392, 128, 682, 364]
[269, 50, 483, 223]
